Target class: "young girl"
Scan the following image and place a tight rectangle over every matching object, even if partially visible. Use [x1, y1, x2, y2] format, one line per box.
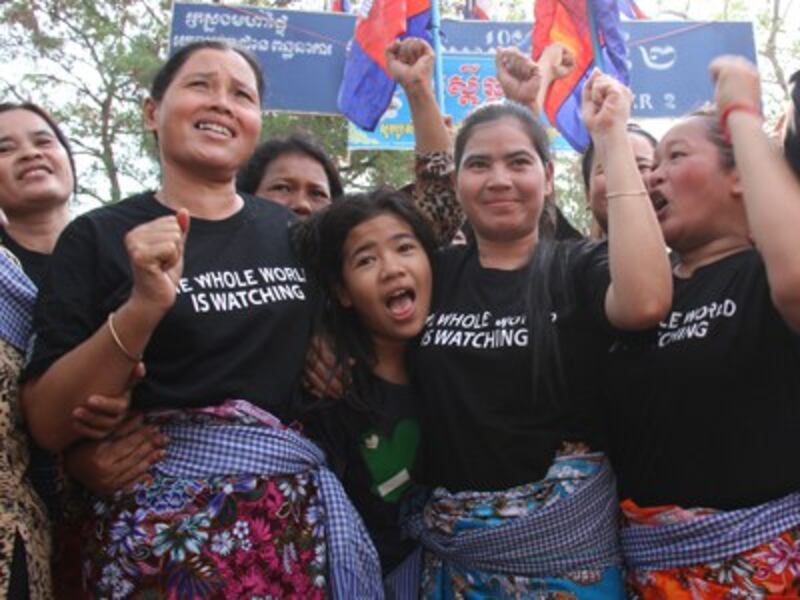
[21, 41, 381, 598]
[294, 189, 435, 583]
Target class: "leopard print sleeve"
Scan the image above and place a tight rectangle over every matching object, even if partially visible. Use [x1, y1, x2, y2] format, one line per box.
[414, 151, 464, 247]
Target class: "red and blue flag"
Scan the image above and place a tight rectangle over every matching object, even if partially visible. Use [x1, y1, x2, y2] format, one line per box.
[337, 0, 432, 131]
[331, 0, 352, 13]
[618, 0, 648, 19]
[533, 0, 630, 151]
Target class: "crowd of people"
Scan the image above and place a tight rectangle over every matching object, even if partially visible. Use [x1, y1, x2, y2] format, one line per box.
[1, 33, 799, 600]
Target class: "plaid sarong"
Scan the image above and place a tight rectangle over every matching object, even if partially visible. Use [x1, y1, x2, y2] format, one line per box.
[0, 247, 36, 351]
[153, 399, 384, 600]
[407, 454, 621, 577]
[621, 491, 800, 570]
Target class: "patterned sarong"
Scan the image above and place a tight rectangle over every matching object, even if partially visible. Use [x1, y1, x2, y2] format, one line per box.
[622, 493, 800, 598]
[81, 399, 383, 599]
[406, 453, 625, 599]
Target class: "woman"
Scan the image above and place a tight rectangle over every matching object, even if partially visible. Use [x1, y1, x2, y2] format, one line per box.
[384, 38, 672, 598]
[581, 122, 658, 238]
[295, 188, 435, 584]
[604, 57, 800, 599]
[237, 134, 343, 218]
[0, 249, 52, 599]
[0, 101, 74, 523]
[21, 41, 381, 598]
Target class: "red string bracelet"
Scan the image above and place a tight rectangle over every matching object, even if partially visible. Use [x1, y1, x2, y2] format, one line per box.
[720, 102, 763, 143]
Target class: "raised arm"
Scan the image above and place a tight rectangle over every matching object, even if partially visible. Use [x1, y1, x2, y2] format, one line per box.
[710, 56, 800, 330]
[22, 210, 190, 451]
[581, 70, 672, 329]
[386, 38, 462, 244]
[497, 43, 575, 115]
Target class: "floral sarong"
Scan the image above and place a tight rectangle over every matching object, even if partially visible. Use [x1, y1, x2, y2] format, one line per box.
[81, 400, 383, 599]
[622, 494, 800, 599]
[406, 453, 625, 599]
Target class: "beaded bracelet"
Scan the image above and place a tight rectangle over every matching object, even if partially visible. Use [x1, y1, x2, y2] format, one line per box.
[107, 311, 142, 362]
[720, 101, 763, 143]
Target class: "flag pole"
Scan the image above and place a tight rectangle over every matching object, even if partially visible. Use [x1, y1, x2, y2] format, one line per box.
[586, 0, 607, 71]
[430, 0, 446, 108]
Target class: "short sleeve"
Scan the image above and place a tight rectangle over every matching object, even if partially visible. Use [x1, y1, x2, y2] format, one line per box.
[23, 217, 107, 381]
[413, 151, 463, 246]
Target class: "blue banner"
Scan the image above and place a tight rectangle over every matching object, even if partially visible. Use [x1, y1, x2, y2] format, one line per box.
[170, 4, 757, 136]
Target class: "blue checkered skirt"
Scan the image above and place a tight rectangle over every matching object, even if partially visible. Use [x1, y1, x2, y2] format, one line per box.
[404, 453, 625, 599]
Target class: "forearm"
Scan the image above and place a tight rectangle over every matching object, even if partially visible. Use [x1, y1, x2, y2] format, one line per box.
[729, 111, 800, 325]
[413, 151, 463, 246]
[598, 128, 672, 329]
[406, 79, 450, 153]
[22, 296, 163, 451]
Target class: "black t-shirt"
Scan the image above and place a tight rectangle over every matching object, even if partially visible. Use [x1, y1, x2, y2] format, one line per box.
[0, 229, 49, 288]
[409, 240, 611, 493]
[308, 374, 421, 574]
[26, 192, 317, 419]
[605, 250, 800, 510]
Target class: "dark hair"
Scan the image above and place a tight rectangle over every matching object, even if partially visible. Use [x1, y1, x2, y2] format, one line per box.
[784, 70, 800, 179]
[687, 105, 736, 171]
[454, 101, 551, 171]
[0, 102, 77, 194]
[151, 40, 265, 102]
[580, 122, 657, 188]
[237, 134, 343, 199]
[292, 187, 436, 421]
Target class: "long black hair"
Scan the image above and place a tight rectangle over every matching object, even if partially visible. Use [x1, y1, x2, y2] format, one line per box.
[455, 100, 578, 413]
[292, 187, 436, 420]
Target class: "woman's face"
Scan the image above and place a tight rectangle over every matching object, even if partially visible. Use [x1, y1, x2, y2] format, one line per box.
[456, 116, 552, 243]
[587, 132, 655, 234]
[0, 109, 73, 217]
[338, 213, 432, 346]
[255, 152, 331, 219]
[648, 117, 741, 250]
[145, 48, 262, 179]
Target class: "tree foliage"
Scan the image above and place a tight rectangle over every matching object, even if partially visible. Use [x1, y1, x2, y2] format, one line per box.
[0, 0, 797, 223]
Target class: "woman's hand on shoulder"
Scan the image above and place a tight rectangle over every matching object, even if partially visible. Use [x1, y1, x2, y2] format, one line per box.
[386, 37, 434, 92]
[303, 335, 350, 400]
[581, 69, 633, 138]
[125, 208, 190, 317]
[64, 414, 167, 496]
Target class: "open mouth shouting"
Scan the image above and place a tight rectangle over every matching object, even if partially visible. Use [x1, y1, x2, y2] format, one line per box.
[650, 190, 668, 220]
[385, 287, 417, 321]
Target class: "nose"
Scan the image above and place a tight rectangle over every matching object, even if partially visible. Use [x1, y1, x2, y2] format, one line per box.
[380, 253, 405, 281]
[18, 140, 43, 162]
[486, 163, 512, 189]
[290, 196, 312, 219]
[646, 163, 664, 191]
[209, 86, 234, 116]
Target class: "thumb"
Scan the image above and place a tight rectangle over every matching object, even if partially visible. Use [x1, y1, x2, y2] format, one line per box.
[127, 361, 146, 389]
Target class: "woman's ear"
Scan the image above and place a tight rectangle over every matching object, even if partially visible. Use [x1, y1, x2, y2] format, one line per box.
[143, 97, 158, 133]
[729, 167, 744, 200]
[545, 161, 555, 196]
[335, 283, 353, 308]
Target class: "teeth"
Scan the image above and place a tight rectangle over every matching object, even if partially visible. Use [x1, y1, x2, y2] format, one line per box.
[196, 122, 233, 137]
